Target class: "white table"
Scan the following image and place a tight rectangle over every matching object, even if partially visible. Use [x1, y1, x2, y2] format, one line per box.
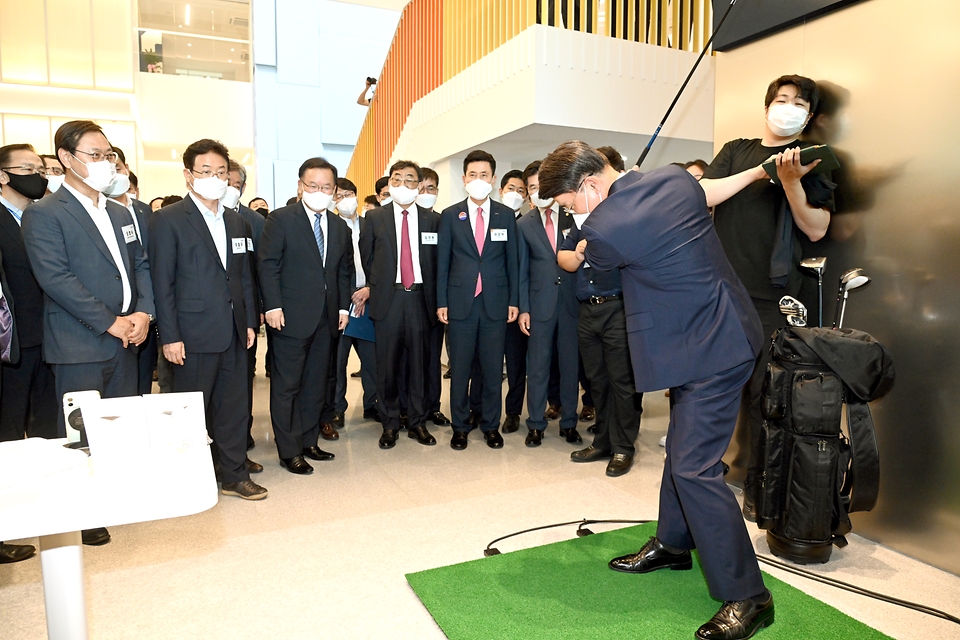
[0, 396, 218, 640]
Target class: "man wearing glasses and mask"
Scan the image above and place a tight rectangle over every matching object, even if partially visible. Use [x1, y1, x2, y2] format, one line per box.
[22, 121, 155, 547]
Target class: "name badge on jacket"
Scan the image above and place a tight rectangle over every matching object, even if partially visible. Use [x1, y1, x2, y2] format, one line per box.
[246, 237, 254, 251]
[232, 238, 246, 254]
[122, 224, 137, 243]
[491, 228, 508, 242]
[421, 232, 438, 245]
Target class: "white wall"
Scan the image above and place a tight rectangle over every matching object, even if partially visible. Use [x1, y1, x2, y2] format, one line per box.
[252, 0, 400, 209]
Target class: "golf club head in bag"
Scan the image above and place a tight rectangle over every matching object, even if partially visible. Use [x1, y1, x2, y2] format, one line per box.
[779, 296, 808, 327]
[832, 268, 871, 329]
[800, 257, 827, 327]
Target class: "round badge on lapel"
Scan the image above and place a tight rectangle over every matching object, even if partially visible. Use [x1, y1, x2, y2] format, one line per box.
[458, 211, 467, 221]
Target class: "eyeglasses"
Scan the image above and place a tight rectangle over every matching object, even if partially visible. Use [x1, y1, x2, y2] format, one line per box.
[43, 166, 65, 176]
[1, 165, 46, 176]
[299, 179, 334, 194]
[389, 175, 420, 189]
[334, 192, 356, 202]
[421, 185, 438, 195]
[74, 149, 119, 163]
[191, 168, 229, 180]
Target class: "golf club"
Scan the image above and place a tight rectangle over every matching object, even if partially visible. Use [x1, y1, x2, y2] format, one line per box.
[799, 257, 827, 328]
[779, 295, 808, 327]
[832, 268, 871, 329]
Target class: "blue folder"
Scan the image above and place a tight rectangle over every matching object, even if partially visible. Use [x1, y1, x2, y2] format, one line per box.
[343, 303, 375, 342]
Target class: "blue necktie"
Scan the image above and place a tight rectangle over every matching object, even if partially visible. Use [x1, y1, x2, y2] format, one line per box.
[314, 213, 325, 264]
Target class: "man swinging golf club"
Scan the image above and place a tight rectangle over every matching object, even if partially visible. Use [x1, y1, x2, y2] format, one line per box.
[538, 141, 774, 640]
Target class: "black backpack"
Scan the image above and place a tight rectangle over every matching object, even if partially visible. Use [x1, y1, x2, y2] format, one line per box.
[755, 327, 896, 564]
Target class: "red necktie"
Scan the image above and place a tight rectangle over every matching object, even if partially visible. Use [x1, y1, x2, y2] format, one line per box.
[400, 209, 414, 289]
[545, 208, 556, 253]
[474, 207, 485, 297]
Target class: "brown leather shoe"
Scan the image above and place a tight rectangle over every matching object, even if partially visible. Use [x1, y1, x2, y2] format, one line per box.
[320, 422, 339, 440]
[544, 405, 561, 420]
[245, 457, 263, 473]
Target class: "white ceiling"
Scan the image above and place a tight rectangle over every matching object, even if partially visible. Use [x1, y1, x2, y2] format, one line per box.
[330, 0, 411, 10]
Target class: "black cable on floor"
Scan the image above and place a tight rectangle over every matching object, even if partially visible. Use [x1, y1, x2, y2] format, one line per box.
[483, 519, 960, 626]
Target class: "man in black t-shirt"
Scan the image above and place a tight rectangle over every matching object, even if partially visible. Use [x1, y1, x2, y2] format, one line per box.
[699, 75, 835, 521]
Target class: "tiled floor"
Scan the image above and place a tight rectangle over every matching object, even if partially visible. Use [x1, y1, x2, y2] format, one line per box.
[1, 342, 958, 639]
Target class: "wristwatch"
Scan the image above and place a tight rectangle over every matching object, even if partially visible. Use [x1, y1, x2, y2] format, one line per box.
[147, 313, 156, 323]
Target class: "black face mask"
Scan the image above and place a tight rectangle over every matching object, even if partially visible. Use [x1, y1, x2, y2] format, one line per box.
[5, 172, 48, 200]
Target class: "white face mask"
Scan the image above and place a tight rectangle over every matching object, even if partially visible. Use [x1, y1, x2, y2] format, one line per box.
[336, 196, 358, 216]
[191, 175, 228, 202]
[530, 191, 554, 209]
[571, 182, 602, 229]
[501, 191, 524, 212]
[221, 186, 242, 209]
[464, 178, 493, 201]
[71, 156, 117, 192]
[766, 103, 809, 137]
[379, 196, 393, 207]
[388, 184, 419, 207]
[104, 173, 130, 198]
[416, 193, 438, 210]
[46, 174, 65, 193]
[302, 189, 333, 212]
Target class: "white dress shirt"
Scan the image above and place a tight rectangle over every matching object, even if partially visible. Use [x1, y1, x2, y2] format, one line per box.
[189, 193, 227, 269]
[392, 201, 423, 284]
[466, 197, 491, 239]
[62, 182, 132, 313]
[340, 213, 366, 288]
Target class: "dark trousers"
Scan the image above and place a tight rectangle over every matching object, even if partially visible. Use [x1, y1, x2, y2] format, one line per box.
[426, 321, 445, 414]
[269, 321, 334, 459]
[658, 359, 765, 602]
[579, 354, 594, 408]
[578, 299, 641, 455]
[174, 331, 249, 484]
[246, 333, 258, 437]
[449, 296, 506, 432]
[157, 344, 174, 393]
[504, 320, 527, 415]
[374, 290, 430, 431]
[0, 345, 58, 440]
[137, 325, 158, 395]
[53, 347, 138, 435]
[526, 312, 579, 431]
[334, 334, 378, 413]
[739, 298, 787, 500]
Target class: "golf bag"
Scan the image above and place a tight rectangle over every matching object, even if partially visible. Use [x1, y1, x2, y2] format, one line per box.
[755, 327, 895, 564]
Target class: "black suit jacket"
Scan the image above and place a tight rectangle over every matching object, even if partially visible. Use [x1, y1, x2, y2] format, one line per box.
[436, 198, 518, 321]
[258, 202, 354, 339]
[359, 204, 438, 323]
[0, 205, 44, 349]
[149, 197, 257, 353]
[517, 206, 577, 321]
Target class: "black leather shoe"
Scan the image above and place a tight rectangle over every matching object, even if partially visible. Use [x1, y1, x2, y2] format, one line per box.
[609, 536, 692, 574]
[502, 414, 521, 433]
[350, 370, 362, 378]
[606, 453, 634, 477]
[579, 405, 596, 422]
[430, 411, 451, 426]
[451, 431, 469, 450]
[525, 429, 544, 447]
[560, 427, 583, 443]
[587, 424, 598, 433]
[443, 369, 452, 379]
[742, 495, 757, 523]
[81, 528, 111, 546]
[544, 404, 561, 420]
[379, 429, 399, 449]
[363, 408, 382, 423]
[302, 446, 335, 461]
[484, 429, 504, 449]
[0, 542, 36, 563]
[245, 457, 263, 473]
[332, 411, 344, 428]
[221, 480, 268, 500]
[571, 446, 612, 463]
[399, 414, 409, 429]
[280, 455, 314, 475]
[408, 426, 437, 446]
[696, 590, 775, 640]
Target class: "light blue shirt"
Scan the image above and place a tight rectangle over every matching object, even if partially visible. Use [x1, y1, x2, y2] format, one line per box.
[0, 196, 23, 226]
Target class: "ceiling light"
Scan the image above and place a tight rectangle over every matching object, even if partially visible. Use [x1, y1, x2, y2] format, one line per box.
[185, 4, 191, 26]
[227, 59, 232, 63]
[187, 54, 191, 58]
[187, 43, 192, 47]
[171, 149, 178, 159]
[230, 48, 235, 52]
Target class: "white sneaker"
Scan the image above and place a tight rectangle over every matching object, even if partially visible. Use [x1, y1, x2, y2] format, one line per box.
[658, 435, 667, 447]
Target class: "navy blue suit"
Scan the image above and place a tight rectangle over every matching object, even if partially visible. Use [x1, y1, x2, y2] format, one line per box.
[583, 166, 765, 601]
[517, 206, 579, 432]
[437, 197, 518, 432]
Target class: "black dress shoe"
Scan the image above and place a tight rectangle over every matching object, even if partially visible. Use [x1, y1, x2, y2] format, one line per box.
[570, 446, 612, 463]
[502, 414, 521, 433]
[579, 405, 596, 422]
[408, 426, 437, 446]
[280, 455, 314, 475]
[696, 590, 775, 640]
[525, 429, 544, 447]
[544, 404, 561, 420]
[484, 429, 504, 449]
[221, 480, 268, 500]
[379, 429, 399, 449]
[443, 369, 452, 379]
[430, 411, 451, 426]
[332, 411, 344, 428]
[245, 457, 263, 473]
[587, 424, 598, 433]
[609, 536, 692, 574]
[560, 427, 583, 443]
[742, 494, 757, 523]
[302, 446, 335, 461]
[0, 542, 36, 563]
[606, 453, 634, 477]
[363, 408, 382, 423]
[450, 431, 469, 450]
[81, 528, 111, 546]
[399, 414, 409, 429]
[350, 370, 362, 378]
